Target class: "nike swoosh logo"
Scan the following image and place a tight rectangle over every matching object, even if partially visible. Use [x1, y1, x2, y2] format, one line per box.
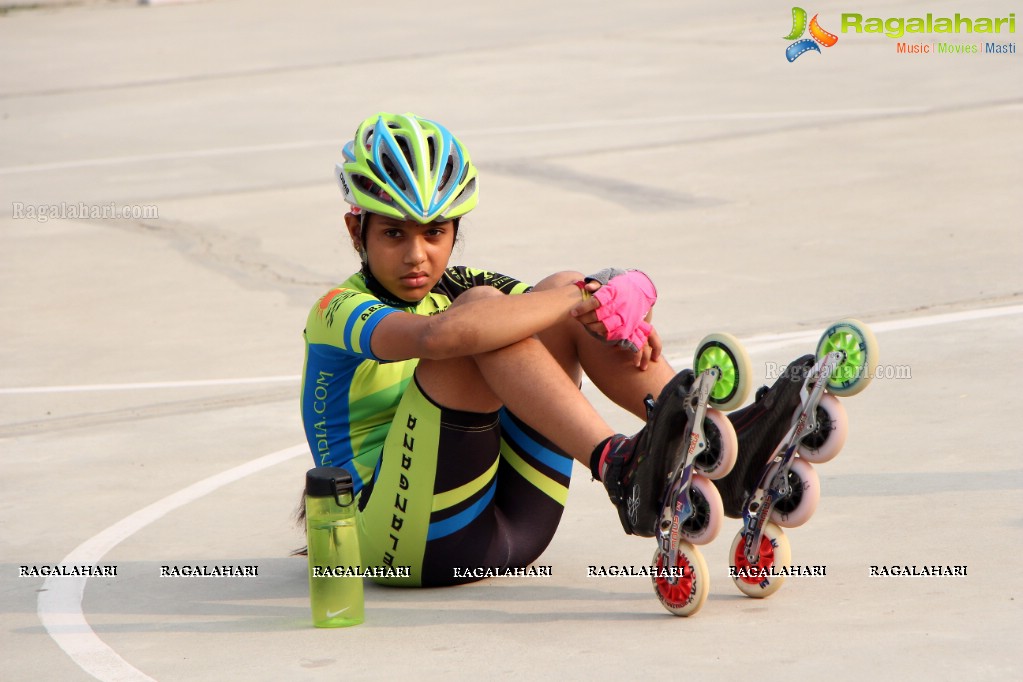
[326, 607, 350, 618]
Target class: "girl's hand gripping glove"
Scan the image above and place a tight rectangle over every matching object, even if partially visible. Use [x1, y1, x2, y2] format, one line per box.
[585, 269, 658, 353]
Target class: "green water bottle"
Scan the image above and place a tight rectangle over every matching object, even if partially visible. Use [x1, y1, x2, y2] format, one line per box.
[305, 467, 364, 627]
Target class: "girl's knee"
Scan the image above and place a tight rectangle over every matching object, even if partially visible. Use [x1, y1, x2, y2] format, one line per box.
[532, 271, 584, 292]
[449, 284, 504, 306]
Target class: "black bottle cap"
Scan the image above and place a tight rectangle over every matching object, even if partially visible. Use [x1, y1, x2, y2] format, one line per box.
[305, 467, 354, 505]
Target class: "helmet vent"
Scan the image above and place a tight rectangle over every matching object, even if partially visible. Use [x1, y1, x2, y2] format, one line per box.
[447, 176, 476, 212]
[379, 152, 407, 192]
[394, 136, 414, 167]
[438, 156, 454, 194]
[352, 173, 376, 195]
[426, 136, 438, 173]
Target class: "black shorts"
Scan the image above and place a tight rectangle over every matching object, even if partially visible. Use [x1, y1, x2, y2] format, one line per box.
[356, 376, 573, 586]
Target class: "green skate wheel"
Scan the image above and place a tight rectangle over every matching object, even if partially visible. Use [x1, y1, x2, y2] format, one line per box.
[694, 332, 752, 411]
[652, 543, 710, 617]
[816, 319, 879, 397]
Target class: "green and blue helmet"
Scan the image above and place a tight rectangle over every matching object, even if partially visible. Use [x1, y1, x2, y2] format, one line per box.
[336, 112, 479, 223]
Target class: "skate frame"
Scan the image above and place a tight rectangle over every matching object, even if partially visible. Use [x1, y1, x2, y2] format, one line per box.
[655, 367, 720, 583]
[739, 351, 844, 565]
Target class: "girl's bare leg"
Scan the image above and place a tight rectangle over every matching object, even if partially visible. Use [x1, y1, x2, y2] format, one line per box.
[414, 286, 614, 465]
[415, 271, 677, 466]
[531, 271, 676, 419]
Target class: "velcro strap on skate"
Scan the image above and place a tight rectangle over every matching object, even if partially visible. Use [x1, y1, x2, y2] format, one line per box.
[603, 456, 626, 507]
[602, 459, 639, 535]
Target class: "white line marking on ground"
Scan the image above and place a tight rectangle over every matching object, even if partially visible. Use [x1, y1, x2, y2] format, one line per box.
[718, 305, 1023, 359]
[0, 140, 335, 175]
[0, 376, 299, 395]
[7, 304, 1020, 395]
[0, 107, 925, 176]
[458, 107, 928, 136]
[37, 444, 308, 682]
[34, 303, 1023, 680]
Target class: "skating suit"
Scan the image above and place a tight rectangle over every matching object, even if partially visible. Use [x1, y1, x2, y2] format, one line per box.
[301, 267, 572, 586]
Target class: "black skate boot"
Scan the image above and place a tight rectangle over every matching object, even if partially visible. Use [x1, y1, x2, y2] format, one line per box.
[713, 354, 815, 518]
[597, 369, 696, 537]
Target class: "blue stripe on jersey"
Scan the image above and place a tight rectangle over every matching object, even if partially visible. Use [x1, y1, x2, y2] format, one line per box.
[303, 343, 360, 470]
[426, 480, 497, 541]
[342, 301, 377, 357]
[499, 409, 573, 478]
[358, 305, 397, 361]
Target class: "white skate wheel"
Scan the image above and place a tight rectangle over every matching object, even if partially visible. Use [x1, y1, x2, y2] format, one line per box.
[694, 408, 738, 480]
[729, 521, 792, 599]
[769, 457, 821, 528]
[680, 474, 725, 545]
[652, 542, 710, 617]
[797, 394, 848, 464]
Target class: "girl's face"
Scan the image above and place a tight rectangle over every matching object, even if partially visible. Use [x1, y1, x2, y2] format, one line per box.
[347, 212, 455, 302]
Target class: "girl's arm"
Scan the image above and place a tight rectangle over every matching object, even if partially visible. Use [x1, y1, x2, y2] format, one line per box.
[370, 281, 588, 361]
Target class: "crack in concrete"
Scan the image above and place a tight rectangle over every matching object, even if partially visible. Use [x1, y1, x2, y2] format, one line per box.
[0, 386, 297, 436]
[90, 216, 338, 305]
[486, 159, 720, 212]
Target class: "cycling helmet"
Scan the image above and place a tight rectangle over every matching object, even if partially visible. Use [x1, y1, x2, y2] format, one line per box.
[336, 112, 478, 223]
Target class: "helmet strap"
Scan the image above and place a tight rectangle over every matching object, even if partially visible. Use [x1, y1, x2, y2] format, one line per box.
[357, 211, 369, 263]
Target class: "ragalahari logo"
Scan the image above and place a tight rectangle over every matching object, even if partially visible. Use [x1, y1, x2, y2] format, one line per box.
[785, 7, 839, 61]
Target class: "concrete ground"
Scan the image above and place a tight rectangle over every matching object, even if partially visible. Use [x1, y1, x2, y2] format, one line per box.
[1, 0, 1021, 680]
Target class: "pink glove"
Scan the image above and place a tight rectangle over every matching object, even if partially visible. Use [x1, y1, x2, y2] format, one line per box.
[592, 270, 657, 353]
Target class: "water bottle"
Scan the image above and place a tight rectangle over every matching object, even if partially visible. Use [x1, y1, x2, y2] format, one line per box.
[305, 467, 364, 627]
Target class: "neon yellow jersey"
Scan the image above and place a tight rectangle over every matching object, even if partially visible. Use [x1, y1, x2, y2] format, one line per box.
[301, 266, 531, 492]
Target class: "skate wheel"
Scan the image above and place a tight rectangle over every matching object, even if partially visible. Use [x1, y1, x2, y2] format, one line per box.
[769, 457, 820, 528]
[816, 318, 879, 397]
[694, 332, 752, 411]
[694, 408, 738, 479]
[729, 521, 792, 598]
[797, 394, 848, 464]
[652, 543, 710, 617]
[680, 474, 724, 545]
